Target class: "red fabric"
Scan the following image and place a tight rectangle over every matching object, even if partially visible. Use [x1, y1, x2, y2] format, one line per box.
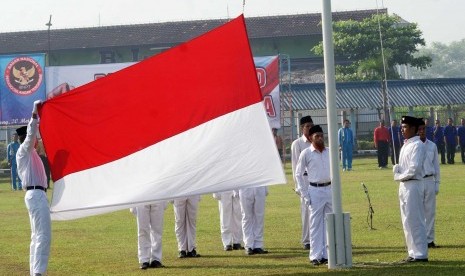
[39, 15, 261, 181]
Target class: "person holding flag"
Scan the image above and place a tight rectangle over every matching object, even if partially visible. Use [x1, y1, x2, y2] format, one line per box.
[16, 100, 51, 276]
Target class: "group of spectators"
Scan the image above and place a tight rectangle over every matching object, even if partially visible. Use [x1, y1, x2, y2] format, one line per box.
[375, 118, 465, 168]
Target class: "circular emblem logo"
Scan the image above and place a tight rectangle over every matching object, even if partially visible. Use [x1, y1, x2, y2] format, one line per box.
[4, 56, 43, 95]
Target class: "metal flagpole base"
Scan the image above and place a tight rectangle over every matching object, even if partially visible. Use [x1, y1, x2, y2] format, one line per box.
[326, 212, 352, 269]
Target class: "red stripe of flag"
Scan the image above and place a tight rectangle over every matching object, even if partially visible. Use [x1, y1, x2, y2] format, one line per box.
[39, 15, 261, 181]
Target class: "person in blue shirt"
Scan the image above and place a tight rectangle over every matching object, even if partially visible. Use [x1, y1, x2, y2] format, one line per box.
[457, 118, 465, 164]
[443, 118, 457, 164]
[338, 119, 354, 171]
[424, 119, 434, 142]
[389, 119, 403, 165]
[433, 119, 446, 164]
[7, 133, 22, 190]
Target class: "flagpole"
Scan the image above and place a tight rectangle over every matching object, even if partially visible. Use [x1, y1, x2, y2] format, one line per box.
[321, 0, 352, 268]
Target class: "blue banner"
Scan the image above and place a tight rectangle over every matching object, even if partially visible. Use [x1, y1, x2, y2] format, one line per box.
[0, 54, 46, 125]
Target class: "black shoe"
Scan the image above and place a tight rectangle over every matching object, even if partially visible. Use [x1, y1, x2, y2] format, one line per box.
[252, 248, 268, 254]
[178, 250, 187, 258]
[303, 244, 310, 250]
[233, 243, 244, 250]
[428, 242, 439, 248]
[245, 248, 254, 255]
[149, 260, 164, 268]
[401, 257, 428, 263]
[140, 262, 150, 270]
[311, 259, 320, 266]
[224, 245, 233, 251]
[187, 249, 201, 257]
[320, 258, 328, 264]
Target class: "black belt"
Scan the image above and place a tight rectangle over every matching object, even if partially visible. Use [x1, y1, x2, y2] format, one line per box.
[309, 182, 331, 187]
[404, 178, 419, 182]
[26, 186, 46, 192]
[424, 174, 433, 178]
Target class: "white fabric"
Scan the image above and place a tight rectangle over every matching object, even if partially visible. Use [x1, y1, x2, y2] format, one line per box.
[25, 190, 51, 276]
[423, 139, 441, 193]
[299, 197, 310, 246]
[173, 196, 200, 252]
[239, 187, 267, 249]
[49, 103, 286, 220]
[307, 185, 332, 260]
[291, 135, 311, 245]
[216, 191, 243, 247]
[395, 135, 427, 259]
[135, 202, 167, 263]
[17, 118, 50, 275]
[422, 139, 440, 243]
[423, 177, 436, 243]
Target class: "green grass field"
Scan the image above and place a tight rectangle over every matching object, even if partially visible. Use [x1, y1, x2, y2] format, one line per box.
[1, 156, 464, 275]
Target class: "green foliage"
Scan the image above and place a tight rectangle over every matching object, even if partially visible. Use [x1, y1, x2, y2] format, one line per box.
[0, 159, 8, 169]
[411, 39, 465, 78]
[1, 159, 465, 275]
[357, 140, 375, 150]
[313, 14, 432, 81]
[0, 142, 7, 161]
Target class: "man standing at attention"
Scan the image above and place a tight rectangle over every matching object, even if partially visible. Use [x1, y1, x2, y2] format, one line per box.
[374, 120, 390, 169]
[433, 119, 446, 165]
[418, 120, 441, 249]
[389, 119, 403, 165]
[17, 100, 51, 276]
[212, 190, 243, 251]
[443, 118, 457, 164]
[424, 119, 434, 142]
[173, 196, 201, 258]
[338, 119, 354, 171]
[7, 133, 22, 190]
[295, 125, 332, 266]
[291, 116, 313, 250]
[131, 201, 167, 270]
[393, 116, 427, 263]
[457, 118, 465, 164]
[272, 128, 284, 162]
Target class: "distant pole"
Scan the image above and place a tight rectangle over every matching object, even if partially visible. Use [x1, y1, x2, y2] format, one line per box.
[46, 15, 52, 66]
[321, 0, 352, 268]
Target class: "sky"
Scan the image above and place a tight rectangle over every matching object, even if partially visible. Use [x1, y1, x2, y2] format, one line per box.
[1, 0, 463, 45]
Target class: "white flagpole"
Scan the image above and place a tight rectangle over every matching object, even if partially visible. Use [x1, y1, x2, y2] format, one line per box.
[321, 0, 352, 268]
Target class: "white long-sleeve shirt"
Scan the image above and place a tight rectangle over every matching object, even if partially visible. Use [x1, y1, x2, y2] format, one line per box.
[291, 135, 311, 189]
[16, 118, 47, 189]
[295, 145, 330, 203]
[394, 136, 425, 182]
[423, 138, 440, 191]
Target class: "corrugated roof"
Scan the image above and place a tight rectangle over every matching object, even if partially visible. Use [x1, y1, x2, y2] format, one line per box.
[0, 9, 384, 54]
[282, 78, 465, 111]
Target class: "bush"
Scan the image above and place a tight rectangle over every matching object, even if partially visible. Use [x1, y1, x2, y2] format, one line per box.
[0, 159, 9, 169]
[357, 140, 374, 150]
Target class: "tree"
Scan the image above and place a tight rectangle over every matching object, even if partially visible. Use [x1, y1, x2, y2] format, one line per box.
[312, 14, 432, 81]
[410, 39, 465, 78]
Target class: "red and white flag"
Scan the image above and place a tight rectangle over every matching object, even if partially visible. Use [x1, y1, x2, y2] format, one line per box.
[39, 15, 286, 220]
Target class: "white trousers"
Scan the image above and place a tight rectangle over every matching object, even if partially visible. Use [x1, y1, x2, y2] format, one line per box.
[399, 181, 428, 259]
[173, 195, 200, 252]
[423, 177, 437, 243]
[307, 185, 332, 261]
[136, 202, 166, 263]
[25, 190, 51, 276]
[218, 191, 243, 247]
[300, 197, 310, 245]
[239, 187, 266, 249]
